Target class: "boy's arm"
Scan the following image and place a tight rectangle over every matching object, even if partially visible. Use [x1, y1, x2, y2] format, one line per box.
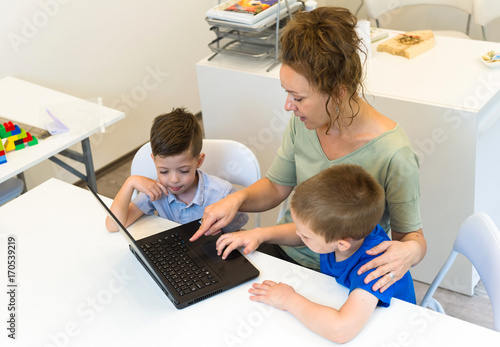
[216, 223, 302, 259]
[105, 176, 166, 232]
[250, 281, 378, 344]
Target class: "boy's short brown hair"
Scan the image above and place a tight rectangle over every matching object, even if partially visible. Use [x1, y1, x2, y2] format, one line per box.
[150, 107, 202, 158]
[291, 164, 385, 242]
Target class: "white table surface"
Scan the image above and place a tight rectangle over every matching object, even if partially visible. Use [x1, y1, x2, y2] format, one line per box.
[0, 178, 499, 346]
[0, 76, 125, 183]
[367, 32, 500, 114]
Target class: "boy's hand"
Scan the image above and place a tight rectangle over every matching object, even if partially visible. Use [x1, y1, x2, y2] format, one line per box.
[215, 229, 262, 259]
[131, 175, 168, 202]
[249, 280, 295, 311]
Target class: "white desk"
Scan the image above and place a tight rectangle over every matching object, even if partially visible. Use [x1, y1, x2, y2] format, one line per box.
[0, 178, 499, 346]
[196, 33, 500, 295]
[0, 76, 125, 192]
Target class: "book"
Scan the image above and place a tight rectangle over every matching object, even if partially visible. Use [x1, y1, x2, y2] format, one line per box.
[206, 0, 296, 26]
[224, 0, 278, 15]
[370, 28, 388, 43]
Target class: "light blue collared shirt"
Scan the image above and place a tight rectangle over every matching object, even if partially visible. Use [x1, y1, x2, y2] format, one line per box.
[132, 170, 248, 232]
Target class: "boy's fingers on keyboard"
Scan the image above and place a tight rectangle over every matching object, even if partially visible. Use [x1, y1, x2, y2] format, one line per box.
[216, 235, 232, 255]
[222, 244, 238, 259]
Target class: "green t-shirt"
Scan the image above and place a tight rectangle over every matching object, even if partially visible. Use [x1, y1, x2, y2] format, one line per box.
[266, 115, 422, 270]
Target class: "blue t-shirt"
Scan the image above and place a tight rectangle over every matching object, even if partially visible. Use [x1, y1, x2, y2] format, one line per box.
[132, 170, 248, 233]
[320, 225, 416, 307]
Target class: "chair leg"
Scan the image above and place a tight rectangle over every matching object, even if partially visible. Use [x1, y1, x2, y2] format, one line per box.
[254, 213, 261, 228]
[465, 14, 471, 36]
[427, 298, 446, 314]
[421, 250, 458, 312]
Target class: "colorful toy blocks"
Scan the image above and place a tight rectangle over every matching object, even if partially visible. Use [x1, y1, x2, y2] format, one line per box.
[0, 121, 39, 165]
[0, 141, 6, 165]
[0, 121, 22, 138]
[4, 129, 38, 152]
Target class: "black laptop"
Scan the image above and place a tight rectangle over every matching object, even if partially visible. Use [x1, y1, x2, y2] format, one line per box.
[87, 186, 260, 309]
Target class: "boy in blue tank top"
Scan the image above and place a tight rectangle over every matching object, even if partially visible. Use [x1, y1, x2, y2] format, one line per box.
[216, 164, 415, 343]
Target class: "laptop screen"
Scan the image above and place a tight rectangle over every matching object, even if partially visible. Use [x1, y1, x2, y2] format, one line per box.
[86, 185, 136, 245]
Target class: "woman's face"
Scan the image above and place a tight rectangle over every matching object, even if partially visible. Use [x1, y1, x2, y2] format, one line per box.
[280, 64, 333, 131]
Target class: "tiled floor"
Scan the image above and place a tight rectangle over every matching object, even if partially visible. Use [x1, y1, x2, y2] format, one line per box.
[93, 154, 496, 332]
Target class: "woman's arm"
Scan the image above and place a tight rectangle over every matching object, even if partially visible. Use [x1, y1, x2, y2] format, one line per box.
[357, 228, 426, 292]
[191, 178, 293, 241]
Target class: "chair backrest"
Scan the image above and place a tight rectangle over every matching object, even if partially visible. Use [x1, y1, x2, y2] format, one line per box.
[130, 139, 261, 227]
[366, 0, 473, 18]
[474, 0, 500, 26]
[130, 142, 156, 180]
[473, 0, 500, 40]
[454, 212, 500, 331]
[201, 139, 260, 188]
[366, 0, 473, 37]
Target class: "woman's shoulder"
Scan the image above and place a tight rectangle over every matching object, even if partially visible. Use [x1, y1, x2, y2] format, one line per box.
[367, 123, 412, 149]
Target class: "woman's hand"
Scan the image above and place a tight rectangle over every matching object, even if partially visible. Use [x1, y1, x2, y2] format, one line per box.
[190, 193, 242, 241]
[190, 178, 293, 242]
[357, 229, 426, 292]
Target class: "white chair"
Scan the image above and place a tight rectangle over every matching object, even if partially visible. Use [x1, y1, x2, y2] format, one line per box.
[130, 142, 156, 182]
[365, 0, 473, 39]
[0, 177, 24, 206]
[473, 0, 500, 41]
[420, 212, 500, 332]
[130, 139, 261, 228]
[276, 191, 294, 224]
[276, 197, 288, 224]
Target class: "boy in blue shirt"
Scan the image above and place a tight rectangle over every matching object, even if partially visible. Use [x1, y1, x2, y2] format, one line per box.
[215, 164, 415, 343]
[105, 108, 248, 232]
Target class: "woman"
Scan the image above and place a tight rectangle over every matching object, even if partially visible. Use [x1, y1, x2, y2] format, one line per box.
[191, 7, 426, 293]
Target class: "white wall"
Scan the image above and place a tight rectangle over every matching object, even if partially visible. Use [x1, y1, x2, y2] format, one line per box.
[1, 0, 218, 190]
[320, 0, 500, 41]
[2, 0, 500, 191]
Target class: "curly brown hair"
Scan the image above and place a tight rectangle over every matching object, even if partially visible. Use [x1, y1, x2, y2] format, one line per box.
[280, 7, 367, 134]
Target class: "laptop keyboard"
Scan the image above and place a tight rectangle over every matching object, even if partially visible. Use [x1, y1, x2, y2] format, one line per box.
[141, 233, 219, 297]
